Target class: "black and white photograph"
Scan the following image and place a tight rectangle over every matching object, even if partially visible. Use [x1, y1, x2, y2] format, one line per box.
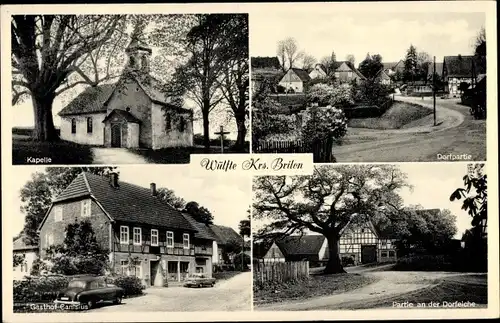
[251, 10, 487, 162]
[11, 14, 249, 165]
[253, 163, 487, 310]
[11, 166, 251, 312]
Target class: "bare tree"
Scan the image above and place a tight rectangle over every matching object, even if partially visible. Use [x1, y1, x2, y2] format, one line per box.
[276, 37, 304, 71]
[11, 15, 126, 141]
[301, 54, 317, 71]
[346, 54, 356, 66]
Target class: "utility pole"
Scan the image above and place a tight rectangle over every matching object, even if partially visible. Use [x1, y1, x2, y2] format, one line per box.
[433, 56, 437, 126]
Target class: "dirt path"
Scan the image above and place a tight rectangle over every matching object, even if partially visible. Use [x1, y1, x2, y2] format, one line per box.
[256, 271, 483, 311]
[335, 97, 486, 162]
[92, 272, 251, 312]
[91, 148, 150, 164]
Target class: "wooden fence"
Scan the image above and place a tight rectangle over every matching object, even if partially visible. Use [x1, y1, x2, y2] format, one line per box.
[254, 261, 310, 286]
[254, 139, 306, 153]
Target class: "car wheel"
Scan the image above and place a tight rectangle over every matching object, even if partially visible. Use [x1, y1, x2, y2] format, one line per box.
[211, 283, 215, 287]
[198, 283, 202, 288]
[86, 300, 94, 309]
[113, 296, 122, 305]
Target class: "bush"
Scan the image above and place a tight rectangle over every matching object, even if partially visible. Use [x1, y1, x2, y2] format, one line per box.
[353, 80, 391, 107]
[111, 276, 144, 296]
[393, 254, 453, 271]
[233, 253, 251, 272]
[14, 276, 70, 303]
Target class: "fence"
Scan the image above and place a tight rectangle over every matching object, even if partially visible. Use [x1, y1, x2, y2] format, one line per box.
[254, 139, 306, 153]
[254, 261, 310, 286]
[254, 139, 335, 162]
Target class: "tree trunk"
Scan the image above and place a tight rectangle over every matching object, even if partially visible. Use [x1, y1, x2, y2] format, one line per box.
[234, 110, 247, 152]
[323, 234, 346, 274]
[312, 137, 334, 163]
[32, 94, 59, 141]
[202, 107, 211, 152]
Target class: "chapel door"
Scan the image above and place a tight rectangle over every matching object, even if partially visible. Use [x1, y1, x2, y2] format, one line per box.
[111, 124, 121, 148]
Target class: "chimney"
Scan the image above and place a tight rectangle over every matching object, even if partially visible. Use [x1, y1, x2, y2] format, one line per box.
[150, 183, 157, 196]
[109, 172, 119, 188]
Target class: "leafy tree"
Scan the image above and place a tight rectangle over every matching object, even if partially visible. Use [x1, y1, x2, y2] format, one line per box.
[183, 201, 214, 224]
[403, 44, 418, 82]
[352, 80, 391, 107]
[251, 80, 296, 146]
[253, 165, 408, 274]
[44, 220, 109, 275]
[306, 83, 334, 106]
[156, 187, 186, 209]
[417, 51, 432, 81]
[372, 206, 457, 253]
[301, 106, 347, 162]
[175, 14, 247, 150]
[474, 26, 486, 57]
[358, 53, 383, 80]
[213, 15, 249, 151]
[450, 164, 487, 236]
[239, 210, 251, 238]
[20, 167, 117, 246]
[11, 15, 126, 141]
[276, 37, 304, 71]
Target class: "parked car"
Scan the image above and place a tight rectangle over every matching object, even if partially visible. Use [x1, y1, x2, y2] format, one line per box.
[183, 273, 216, 288]
[54, 276, 124, 309]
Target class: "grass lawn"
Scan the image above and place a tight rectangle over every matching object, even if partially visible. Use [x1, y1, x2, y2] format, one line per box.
[342, 275, 488, 309]
[12, 136, 94, 165]
[253, 273, 378, 305]
[347, 102, 432, 130]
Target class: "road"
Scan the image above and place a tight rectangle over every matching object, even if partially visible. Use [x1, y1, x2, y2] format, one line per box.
[91, 148, 150, 164]
[256, 270, 487, 311]
[335, 97, 486, 162]
[91, 272, 251, 312]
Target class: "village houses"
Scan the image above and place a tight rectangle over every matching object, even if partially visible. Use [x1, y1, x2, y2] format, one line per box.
[57, 27, 194, 150]
[442, 55, 486, 97]
[35, 172, 243, 286]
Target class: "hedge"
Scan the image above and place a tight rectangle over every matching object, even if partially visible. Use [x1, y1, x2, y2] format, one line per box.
[107, 276, 144, 296]
[14, 276, 70, 303]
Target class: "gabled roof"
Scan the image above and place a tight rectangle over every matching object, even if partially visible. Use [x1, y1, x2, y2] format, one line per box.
[13, 235, 38, 252]
[288, 68, 312, 82]
[332, 61, 366, 79]
[208, 224, 243, 245]
[58, 75, 190, 117]
[102, 109, 141, 123]
[58, 84, 115, 116]
[183, 214, 217, 241]
[275, 235, 325, 257]
[383, 60, 404, 70]
[42, 172, 196, 232]
[444, 55, 486, 78]
[251, 57, 281, 69]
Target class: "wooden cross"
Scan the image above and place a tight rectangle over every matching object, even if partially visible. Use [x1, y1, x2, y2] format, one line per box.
[214, 125, 230, 153]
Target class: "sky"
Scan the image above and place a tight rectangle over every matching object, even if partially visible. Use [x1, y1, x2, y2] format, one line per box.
[250, 10, 485, 65]
[9, 166, 251, 238]
[253, 163, 478, 240]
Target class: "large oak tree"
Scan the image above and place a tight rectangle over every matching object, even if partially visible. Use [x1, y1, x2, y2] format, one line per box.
[11, 15, 126, 141]
[253, 165, 408, 274]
